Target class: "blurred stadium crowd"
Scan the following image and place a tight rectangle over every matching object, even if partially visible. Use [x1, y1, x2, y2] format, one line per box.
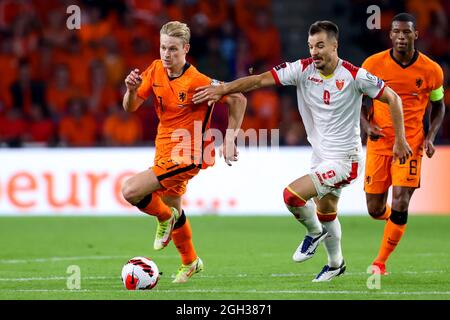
[0, 0, 448, 148]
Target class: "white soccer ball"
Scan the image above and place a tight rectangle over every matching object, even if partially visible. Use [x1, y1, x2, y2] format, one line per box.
[121, 257, 160, 290]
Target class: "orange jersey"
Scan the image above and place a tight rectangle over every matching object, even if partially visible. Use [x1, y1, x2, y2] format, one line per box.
[137, 60, 217, 168]
[362, 49, 444, 155]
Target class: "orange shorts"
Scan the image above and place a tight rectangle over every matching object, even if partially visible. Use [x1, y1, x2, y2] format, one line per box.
[151, 158, 201, 197]
[364, 152, 422, 194]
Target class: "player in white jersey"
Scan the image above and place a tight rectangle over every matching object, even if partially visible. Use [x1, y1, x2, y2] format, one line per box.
[193, 21, 412, 282]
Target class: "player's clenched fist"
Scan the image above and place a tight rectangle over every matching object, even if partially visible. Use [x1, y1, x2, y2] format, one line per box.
[125, 69, 142, 91]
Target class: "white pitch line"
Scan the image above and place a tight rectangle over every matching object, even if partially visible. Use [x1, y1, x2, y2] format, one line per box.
[0, 276, 116, 282]
[0, 289, 449, 296]
[0, 269, 446, 282]
[0, 255, 177, 264]
[269, 270, 447, 276]
[157, 289, 450, 295]
[0, 256, 129, 264]
[415, 253, 450, 257]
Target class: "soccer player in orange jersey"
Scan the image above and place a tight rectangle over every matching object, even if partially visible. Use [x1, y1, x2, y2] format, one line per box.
[361, 13, 445, 275]
[121, 21, 247, 283]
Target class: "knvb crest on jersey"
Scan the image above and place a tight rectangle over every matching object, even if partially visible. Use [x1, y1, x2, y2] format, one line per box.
[336, 79, 345, 91]
[178, 91, 187, 103]
[416, 78, 423, 88]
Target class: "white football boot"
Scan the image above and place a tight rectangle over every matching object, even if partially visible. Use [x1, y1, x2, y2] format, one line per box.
[312, 260, 346, 282]
[292, 228, 328, 262]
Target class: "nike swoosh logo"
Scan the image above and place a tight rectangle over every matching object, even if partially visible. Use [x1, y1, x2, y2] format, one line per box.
[312, 231, 326, 243]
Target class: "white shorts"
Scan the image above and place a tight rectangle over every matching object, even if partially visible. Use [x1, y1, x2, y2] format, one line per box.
[309, 152, 363, 199]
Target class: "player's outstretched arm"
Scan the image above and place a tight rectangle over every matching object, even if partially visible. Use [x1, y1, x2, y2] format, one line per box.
[425, 98, 445, 158]
[193, 71, 276, 105]
[123, 68, 145, 112]
[221, 93, 247, 166]
[376, 86, 412, 163]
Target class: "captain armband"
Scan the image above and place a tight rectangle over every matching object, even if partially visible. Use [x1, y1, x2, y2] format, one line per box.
[430, 86, 444, 102]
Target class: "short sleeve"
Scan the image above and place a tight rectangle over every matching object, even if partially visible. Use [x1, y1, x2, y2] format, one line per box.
[361, 57, 374, 74]
[355, 68, 385, 99]
[430, 63, 444, 102]
[136, 61, 157, 101]
[196, 73, 213, 87]
[270, 60, 302, 86]
[192, 73, 229, 104]
[432, 62, 444, 90]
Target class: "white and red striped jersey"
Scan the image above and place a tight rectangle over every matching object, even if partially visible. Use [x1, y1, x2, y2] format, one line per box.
[271, 58, 385, 160]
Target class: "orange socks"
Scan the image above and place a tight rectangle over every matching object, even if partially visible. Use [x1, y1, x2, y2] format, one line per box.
[374, 209, 407, 264]
[136, 193, 172, 222]
[137, 195, 197, 265]
[172, 212, 197, 265]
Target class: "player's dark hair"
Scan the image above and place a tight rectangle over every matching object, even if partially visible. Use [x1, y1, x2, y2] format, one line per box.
[392, 13, 416, 30]
[308, 20, 339, 41]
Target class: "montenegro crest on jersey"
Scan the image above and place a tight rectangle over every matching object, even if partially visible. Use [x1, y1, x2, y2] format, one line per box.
[336, 79, 345, 90]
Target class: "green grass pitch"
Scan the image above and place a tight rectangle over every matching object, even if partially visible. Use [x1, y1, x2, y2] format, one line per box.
[0, 215, 449, 300]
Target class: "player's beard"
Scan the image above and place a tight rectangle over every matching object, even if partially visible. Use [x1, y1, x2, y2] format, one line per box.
[313, 57, 327, 70]
[315, 61, 325, 70]
[312, 57, 325, 70]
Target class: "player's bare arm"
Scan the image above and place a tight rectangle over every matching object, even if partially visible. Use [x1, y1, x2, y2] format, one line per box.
[221, 93, 247, 166]
[425, 98, 445, 158]
[360, 96, 385, 141]
[192, 71, 276, 105]
[376, 86, 412, 162]
[123, 68, 144, 112]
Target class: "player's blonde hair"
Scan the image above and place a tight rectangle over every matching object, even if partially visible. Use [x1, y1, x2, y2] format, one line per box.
[160, 21, 190, 45]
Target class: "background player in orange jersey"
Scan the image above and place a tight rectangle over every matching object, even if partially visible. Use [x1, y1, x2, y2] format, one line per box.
[361, 13, 446, 275]
[121, 21, 247, 283]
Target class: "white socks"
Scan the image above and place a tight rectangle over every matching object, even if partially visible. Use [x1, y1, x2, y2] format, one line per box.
[321, 217, 343, 268]
[286, 194, 343, 268]
[290, 199, 323, 236]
